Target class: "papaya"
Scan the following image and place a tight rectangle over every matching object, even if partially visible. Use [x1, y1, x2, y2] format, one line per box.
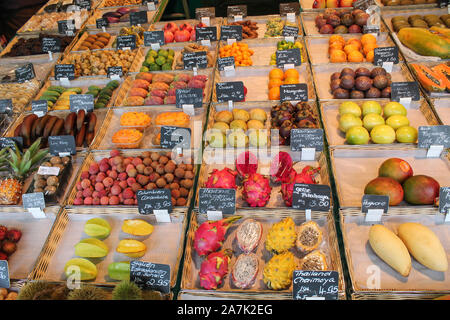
[430, 26, 450, 37]
[398, 28, 450, 59]
[432, 63, 450, 91]
[410, 64, 447, 92]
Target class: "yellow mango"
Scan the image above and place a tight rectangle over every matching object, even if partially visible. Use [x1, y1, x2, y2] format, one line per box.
[116, 239, 147, 254]
[84, 218, 111, 238]
[398, 223, 448, 272]
[75, 238, 109, 258]
[64, 258, 98, 280]
[121, 219, 154, 236]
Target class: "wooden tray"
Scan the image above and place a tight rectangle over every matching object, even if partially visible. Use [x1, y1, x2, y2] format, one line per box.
[91, 105, 206, 150]
[330, 147, 450, 211]
[181, 211, 346, 299]
[196, 148, 331, 210]
[17, 11, 90, 35]
[213, 65, 316, 102]
[305, 33, 400, 65]
[311, 62, 415, 100]
[70, 30, 118, 52]
[320, 99, 439, 148]
[341, 209, 450, 299]
[30, 208, 187, 290]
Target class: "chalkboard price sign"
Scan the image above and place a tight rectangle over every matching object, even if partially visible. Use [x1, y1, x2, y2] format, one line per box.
[160, 126, 191, 149]
[42, 37, 61, 53]
[130, 11, 148, 26]
[0, 137, 23, 149]
[196, 27, 217, 41]
[130, 261, 170, 294]
[196, 7, 215, 19]
[22, 192, 45, 210]
[116, 35, 136, 50]
[70, 94, 94, 113]
[215, 81, 245, 102]
[107, 66, 123, 78]
[292, 184, 331, 212]
[198, 188, 236, 215]
[279, 2, 299, 15]
[373, 47, 399, 66]
[276, 48, 301, 67]
[280, 83, 308, 102]
[144, 31, 165, 46]
[218, 56, 235, 71]
[15, 63, 36, 82]
[227, 5, 247, 19]
[220, 25, 243, 41]
[31, 100, 48, 116]
[418, 125, 450, 149]
[175, 88, 203, 108]
[58, 19, 76, 35]
[136, 189, 172, 214]
[183, 51, 208, 70]
[55, 64, 75, 80]
[0, 99, 13, 114]
[0, 261, 10, 289]
[48, 135, 76, 156]
[362, 194, 389, 213]
[391, 82, 420, 102]
[282, 26, 299, 37]
[293, 270, 339, 300]
[290, 128, 324, 151]
[96, 18, 109, 29]
[439, 187, 450, 214]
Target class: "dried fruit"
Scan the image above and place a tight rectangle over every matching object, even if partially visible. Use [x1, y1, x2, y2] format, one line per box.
[194, 216, 242, 256]
[199, 250, 232, 290]
[242, 173, 271, 207]
[121, 219, 154, 236]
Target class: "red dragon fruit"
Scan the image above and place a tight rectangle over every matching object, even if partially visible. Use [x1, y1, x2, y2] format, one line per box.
[242, 173, 272, 207]
[205, 168, 237, 189]
[235, 151, 258, 178]
[199, 249, 232, 290]
[281, 166, 321, 207]
[270, 152, 295, 183]
[194, 216, 242, 256]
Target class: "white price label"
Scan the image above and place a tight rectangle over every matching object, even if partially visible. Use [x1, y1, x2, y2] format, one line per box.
[201, 17, 210, 26]
[365, 209, 383, 222]
[399, 97, 412, 109]
[227, 38, 236, 45]
[382, 61, 393, 73]
[150, 43, 160, 50]
[59, 77, 70, 87]
[207, 210, 223, 221]
[153, 210, 171, 223]
[301, 148, 316, 161]
[200, 39, 211, 47]
[305, 209, 312, 221]
[287, 12, 296, 23]
[427, 145, 444, 158]
[224, 65, 236, 77]
[28, 207, 46, 219]
[284, 63, 295, 70]
[182, 104, 195, 116]
[37, 166, 60, 176]
[234, 15, 243, 22]
[228, 100, 233, 111]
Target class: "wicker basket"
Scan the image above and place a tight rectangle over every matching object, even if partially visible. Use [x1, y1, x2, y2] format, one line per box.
[340, 208, 450, 300]
[429, 98, 450, 125]
[181, 210, 346, 299]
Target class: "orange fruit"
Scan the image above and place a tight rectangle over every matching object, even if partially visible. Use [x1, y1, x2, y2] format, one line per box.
[365, 50, 374, 62]
[346, 39, 362, 51]
[268, 78, 283, 89]
[343, 44, 359, 55]
[361, 34, 377, 47]
[329, 42, 344, 53]
[269, 68, 284, 80]
[329, 35, 345, 45]
[330, 49, 347, 63]
[268, 86, 280, 100]
[284, 69, 299, 80]
[363, 43, 378, 55]
[284, 77, 300, 85]
[347, 50, 364, 62]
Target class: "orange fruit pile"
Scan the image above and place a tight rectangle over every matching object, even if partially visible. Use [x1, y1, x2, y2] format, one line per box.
[268, 68, 300, 100]
[219, 42, 254, 67]
[328, 34, 378, 63]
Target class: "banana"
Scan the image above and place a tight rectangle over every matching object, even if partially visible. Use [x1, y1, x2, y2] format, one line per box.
[86, 112, 97, 133]
[50, 118, 64, 136]
[43, 116, 58, 139]
[21, 114, 38, 145]
[77, 109, 86, 131]
[65, 112, 77, 134]
[35, 114, 51, 137]
[76, 123, 86, 147]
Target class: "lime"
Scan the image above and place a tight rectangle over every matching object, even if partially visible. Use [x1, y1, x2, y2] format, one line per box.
[371, 124, 396, 144]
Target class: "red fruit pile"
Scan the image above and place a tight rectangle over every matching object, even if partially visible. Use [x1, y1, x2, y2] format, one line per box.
[163, 22, 207, 43]
[0, 226, 22, 261]
[73, 150, 195, 206]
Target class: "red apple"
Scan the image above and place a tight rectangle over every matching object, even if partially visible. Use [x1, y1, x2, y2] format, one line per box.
[174, 29, 191, 42]
[164, 30, 174, 43]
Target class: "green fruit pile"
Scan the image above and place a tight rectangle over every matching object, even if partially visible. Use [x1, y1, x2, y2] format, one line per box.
[338, 101, 418, 145]
[270, 40, 304, 65]
[140, 48, 175, 72]
[86, 80, 120, 109]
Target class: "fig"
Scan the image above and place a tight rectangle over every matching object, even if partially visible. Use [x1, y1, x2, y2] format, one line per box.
[355, 67, 371, 78]
[365, 87, 381, 98]
[348, 24, 362, 33]
[340, 75, 355, 90]
[373, 75, 389, 90]
[355, 76, 372, 91]
[320, 24, 334, 34]
[340, 68, 356, 79]
[350, 90, 365, 99]
[371, 67, 387, 78]
[333, 88, 350, 99]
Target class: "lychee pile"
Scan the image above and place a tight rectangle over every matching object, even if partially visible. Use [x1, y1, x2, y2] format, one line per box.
[73, 150, 195, 206]
[0, 226, 22, 261]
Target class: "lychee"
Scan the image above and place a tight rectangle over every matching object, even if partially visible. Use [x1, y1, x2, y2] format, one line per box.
[127, 177, 136, 187]
[95, 182, 105, 192]
[83, 197, 93, 205]
[109, 196, 120, 205]
[111, 185, 122, 196]
[110, 150, 120, 157]
[103, 177, 114, 188]
[100, 196, 109, 205]
[123, 188, 134, 199]
[89, 163, 100, 175]
[6, 229, 21, 242]
[81, 179, 91, 189]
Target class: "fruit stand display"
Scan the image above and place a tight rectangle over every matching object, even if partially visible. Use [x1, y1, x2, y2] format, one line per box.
[430, 98, 450, 125]
[150, 19, 223, 43]
[320, 99, 439, 147]
[340, 210, 449, 300]
[381, 8, 450, 62]
[180, 212, 345, 299]
[17, 11, 90, 35]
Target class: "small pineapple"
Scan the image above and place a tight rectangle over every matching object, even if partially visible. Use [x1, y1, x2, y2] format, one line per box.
[0, 138, 48, 205]
[265, 217, 297, 254]
[263, 251, 296, 290]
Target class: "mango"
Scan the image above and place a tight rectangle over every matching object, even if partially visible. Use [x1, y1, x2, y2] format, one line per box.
[75, 238, 109, 258]
[116, 239, 146, 258]
[64, 258, 98, 280]
[84, 218, 111, 238]
[108, 261, 130, 281]
[121, 219, 154, 236]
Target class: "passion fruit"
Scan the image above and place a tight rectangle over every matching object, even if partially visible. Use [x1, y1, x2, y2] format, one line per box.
[355, 76, 372, 91]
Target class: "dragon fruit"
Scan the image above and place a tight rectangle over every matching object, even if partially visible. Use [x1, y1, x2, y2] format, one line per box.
[242, 173, 271, 207]
[205, 168, 237, 189]
[236, 151, 258, 178]
[281, 166, 321, 207]
[194, 216, 242, 256]
[199, 250, 232, 290]
[270, 152, 295, 183]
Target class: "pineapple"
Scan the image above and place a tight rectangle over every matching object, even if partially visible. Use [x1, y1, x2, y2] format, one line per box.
[263, 251, 296, 290]
[265, 217, 297, 254]
[0, 138, 48, 205]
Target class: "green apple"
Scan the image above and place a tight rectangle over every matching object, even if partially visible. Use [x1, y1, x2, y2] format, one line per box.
[339, 101, 361, 117]
[396, 126, 418, 143]
[371, 124, 396, 144]
[362, 101, 382, 116]
[386, 115, 410, 130]
[383, 102, 407, 118]
[346, 126, 370, 145]
[339, 113, 363, 133]
[363, 113, 385, 132]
